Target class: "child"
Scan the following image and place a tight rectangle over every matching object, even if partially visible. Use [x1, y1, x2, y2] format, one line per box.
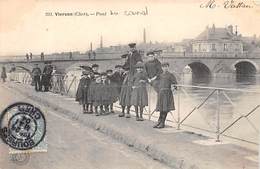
[89, 64, 100, 113]
[119, 69, 132, 118]
[89, 75, 103, 116]
[130, 62, 148, 121]
[100, 72, 110, 114]
[76, 69, 92, 114]
[154, 62, 177, 129]
[106, 69, 119, 113]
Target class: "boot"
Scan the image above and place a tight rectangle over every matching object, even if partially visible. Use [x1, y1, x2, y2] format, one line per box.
[125, 106, 131, 118]
[100, 105, 105, 115]
[157, 112, 168, 129]
[139, 107, 144, 121]
[95, 107, 100, 116]
[153, 113, 162, 128]
[110, 104, 115, 113]
[105, 105, 109, 114]
[135, 106, 139, 121]
[89, 103, 93, 114]
[119, 106, 125, 117]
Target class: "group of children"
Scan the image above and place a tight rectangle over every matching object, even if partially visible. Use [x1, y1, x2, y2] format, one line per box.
[76, 64, 124, 116]
[76, 53, 178, 128]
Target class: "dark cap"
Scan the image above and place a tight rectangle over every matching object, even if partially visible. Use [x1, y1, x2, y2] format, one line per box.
[146, 51, 155, 56]
[82, 70, 89, 75]
[134, 61, 144, 68]
[121, 54, 128, 58]
[128, 43, 136, 48]
[106, 69, 113, 73]
[100, 72, 107, 76]
[115, 65, 123, 68]
[161, 62, 170, 67]
[92, 64, 99, 68]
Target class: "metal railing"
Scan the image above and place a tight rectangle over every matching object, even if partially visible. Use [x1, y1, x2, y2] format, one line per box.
[11, 72, 260, 145]
[174, 84, 260, 144]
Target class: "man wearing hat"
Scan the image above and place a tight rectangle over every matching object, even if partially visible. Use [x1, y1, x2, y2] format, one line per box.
[32, 64, 42, 91]
[41, 61, 53, 92]
[145, 51, 163, 93]
[122, 43, 142, 76]
[154, 62, 177, 129]
[76, 69, 92, 113]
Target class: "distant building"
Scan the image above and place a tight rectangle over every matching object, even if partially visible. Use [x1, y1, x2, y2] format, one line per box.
[191, 24, 243, 53]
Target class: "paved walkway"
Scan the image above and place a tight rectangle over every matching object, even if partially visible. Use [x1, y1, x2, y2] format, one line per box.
[5, 82, 258, 169]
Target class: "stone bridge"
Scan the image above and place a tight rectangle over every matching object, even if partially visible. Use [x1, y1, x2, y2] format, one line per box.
[1, 52, 260, 81]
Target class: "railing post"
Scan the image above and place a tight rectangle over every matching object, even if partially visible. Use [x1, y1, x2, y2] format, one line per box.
[216, 89, 221, 142]
[177, 86, 181, 130]
[148, 85, 151, 120]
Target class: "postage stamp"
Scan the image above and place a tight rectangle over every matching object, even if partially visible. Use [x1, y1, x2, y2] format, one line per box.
[0, 102, 46, 150]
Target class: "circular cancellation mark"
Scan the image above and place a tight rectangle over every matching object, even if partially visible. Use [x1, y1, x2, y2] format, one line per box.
[0, 102, 46, 150]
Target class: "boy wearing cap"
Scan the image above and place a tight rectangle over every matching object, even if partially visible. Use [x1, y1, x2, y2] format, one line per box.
[145, 51, 163, 93]
[100, 72, 110, 114]
[106, 69, 119, 113]
[130, 61, 148, 121]
[88, 64, 100, 113]
[154, 62, 177, 129]
[76, 70, 92, 114]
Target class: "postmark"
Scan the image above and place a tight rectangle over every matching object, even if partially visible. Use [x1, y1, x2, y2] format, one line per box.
[0, 102, 46, 150]
[9, 153, 30, 165]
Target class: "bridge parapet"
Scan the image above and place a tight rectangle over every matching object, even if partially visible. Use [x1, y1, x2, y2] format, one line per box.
[163, 51, 260, 58]
[1, 51, 260, 63]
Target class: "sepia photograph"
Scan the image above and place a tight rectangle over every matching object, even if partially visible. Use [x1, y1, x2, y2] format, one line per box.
[0, 0, 260, 169]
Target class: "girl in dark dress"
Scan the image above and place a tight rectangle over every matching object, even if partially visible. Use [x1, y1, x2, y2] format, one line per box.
[106, 69, 119, 113]
[76, 70, 92, 113]
[130, 62, 148, 121]
[89, 75, 103, 116]
[100, 73, 110, 114]
[154, 62, 177, 129]
[119, 70, 132, 118]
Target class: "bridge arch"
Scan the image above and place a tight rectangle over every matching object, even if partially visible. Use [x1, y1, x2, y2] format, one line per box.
[182, 61, 212, 83]
[231, 59, 259, 75]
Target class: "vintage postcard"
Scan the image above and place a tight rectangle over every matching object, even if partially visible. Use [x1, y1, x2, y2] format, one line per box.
[0, 0, 259, 169]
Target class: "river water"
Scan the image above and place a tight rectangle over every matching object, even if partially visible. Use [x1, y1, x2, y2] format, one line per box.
[7, 67, 260, 150]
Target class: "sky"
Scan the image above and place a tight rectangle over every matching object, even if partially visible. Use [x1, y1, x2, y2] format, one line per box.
[0, 0, 260, 56]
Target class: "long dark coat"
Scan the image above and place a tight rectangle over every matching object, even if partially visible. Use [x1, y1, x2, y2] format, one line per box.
[75, 76, 91, 104]
[144, 59, 162, 93]
[88, 82, 103, 106]
[106, 76, 119, 103]
[156, 71, 177, 112]
[111, 71, 125, 93]
[122, 50, 142, 75]
[130, 71, 148, 106]
[119, 73, 132, 106]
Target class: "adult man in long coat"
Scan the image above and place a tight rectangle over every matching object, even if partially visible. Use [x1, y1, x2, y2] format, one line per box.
[32, 64, 41, 91]
[122, 43, 142, 76]
[41, 62, 53, 91]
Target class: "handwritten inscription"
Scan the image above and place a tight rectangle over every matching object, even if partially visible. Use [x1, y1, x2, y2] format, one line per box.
[45, 7, 148, 17]
[200, 0, 254, 9]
